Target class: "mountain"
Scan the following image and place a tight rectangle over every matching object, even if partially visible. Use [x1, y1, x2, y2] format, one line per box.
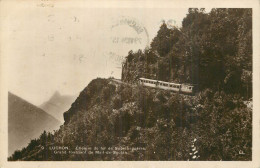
[39, 91, 77, 122]
[8, 92, 61, 157]
[8, 9, 252, 161]
[8, 78, 251, 161]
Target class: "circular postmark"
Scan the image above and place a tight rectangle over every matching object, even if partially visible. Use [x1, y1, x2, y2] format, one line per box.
[110, 16, 150, 47]
[104, 16, 150, 77]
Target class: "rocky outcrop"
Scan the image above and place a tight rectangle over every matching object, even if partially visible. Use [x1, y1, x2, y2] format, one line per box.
[63, 78, 112, 124]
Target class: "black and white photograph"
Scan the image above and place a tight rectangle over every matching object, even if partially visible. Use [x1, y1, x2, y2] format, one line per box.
[0, 0, 259, 167]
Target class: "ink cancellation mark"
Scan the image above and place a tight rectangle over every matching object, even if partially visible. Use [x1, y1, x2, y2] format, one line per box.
[110, 16, 150, 47]
[107, 16, 150, 69]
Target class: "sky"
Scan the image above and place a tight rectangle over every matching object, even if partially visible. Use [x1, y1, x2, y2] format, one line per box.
[3, 4, 191, 105]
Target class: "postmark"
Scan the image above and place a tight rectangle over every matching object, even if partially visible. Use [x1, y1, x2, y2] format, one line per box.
[104, 16, 150, 77]
[110, 16, 150, 47]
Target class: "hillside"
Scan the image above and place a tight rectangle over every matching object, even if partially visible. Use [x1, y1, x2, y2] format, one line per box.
[39, 91, 77, 122]
[8, 92, 61, 156]
[122, 8, 252, 98]
[8, 79, 251, 161]
[8, 8, 252, 161]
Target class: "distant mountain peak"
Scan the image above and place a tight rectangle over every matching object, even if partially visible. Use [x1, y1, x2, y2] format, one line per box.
[39, 91, 78, 122]
[8, 92, 61, 157]
[52, 91, 61, 98]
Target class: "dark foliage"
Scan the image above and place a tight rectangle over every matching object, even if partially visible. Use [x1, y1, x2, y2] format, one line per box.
[122, 8, 252, 98]
[8, 8, 252, 161]
[8, 78, 252, 161]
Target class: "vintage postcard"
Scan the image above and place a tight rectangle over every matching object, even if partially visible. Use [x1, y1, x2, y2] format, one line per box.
[0, 0, 259, 167]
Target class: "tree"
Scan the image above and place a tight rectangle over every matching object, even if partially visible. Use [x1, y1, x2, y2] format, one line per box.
[151, 21, 174, 56]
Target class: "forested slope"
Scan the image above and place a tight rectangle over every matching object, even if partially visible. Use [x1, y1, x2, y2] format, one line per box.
[8, 8, 252, 161]
[122, 8, 252, 98]
[8, 78, 251, 161]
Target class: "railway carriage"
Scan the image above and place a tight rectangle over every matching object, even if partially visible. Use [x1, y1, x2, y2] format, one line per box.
[139, 78, 157, 88]
[139, 77, 194, 94]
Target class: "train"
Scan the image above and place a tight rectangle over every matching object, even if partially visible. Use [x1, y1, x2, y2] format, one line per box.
[139, 77, 195, 94]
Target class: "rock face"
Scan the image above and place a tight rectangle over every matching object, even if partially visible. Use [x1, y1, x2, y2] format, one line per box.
[63, 78, 110, 124]
[8, 92, 61, 156]
[40, 91, 77, 122]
